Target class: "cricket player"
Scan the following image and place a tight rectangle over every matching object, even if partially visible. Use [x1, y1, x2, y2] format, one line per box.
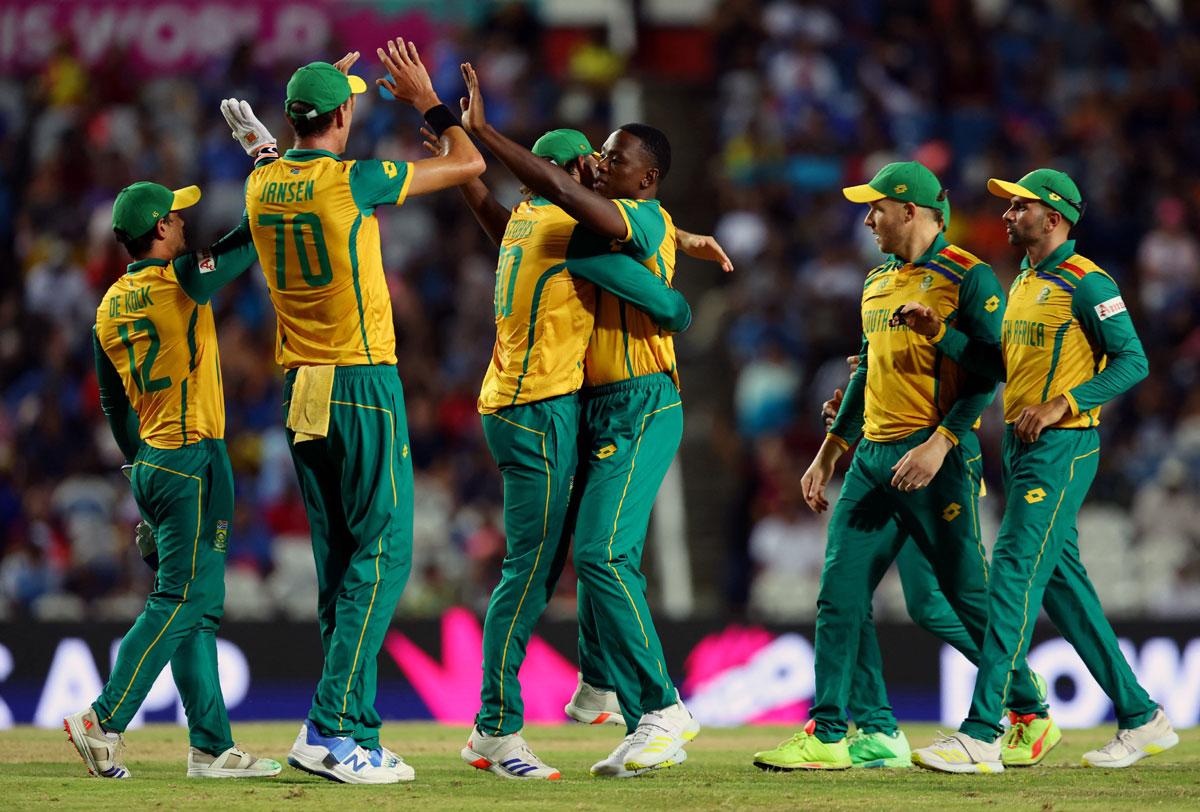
[65, 181, 280, 780]
[233, 41, 485, 784]
[458, 63, 700, 775]
[423, 118, 726, 778]
[903, 169, 1178, 772]
[752, 161, 1049, 772]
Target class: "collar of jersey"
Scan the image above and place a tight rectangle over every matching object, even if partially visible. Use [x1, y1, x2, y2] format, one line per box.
[126, 257, 169, 274]
[529, 195, 553, 207]
[888, 230, 948, 270]
[1020, 239, 1076, 274]
[284, 148, 341, 162]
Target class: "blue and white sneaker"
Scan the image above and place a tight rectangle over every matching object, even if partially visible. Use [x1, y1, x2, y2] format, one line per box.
[461, 726, 561, 780]
[287, 720, 401, 784]
[64, 707, 130, 778]
[367, 744, 416, 781]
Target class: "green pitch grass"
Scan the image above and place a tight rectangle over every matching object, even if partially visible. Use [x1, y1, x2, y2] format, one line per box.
[3, 722, 1198, 811]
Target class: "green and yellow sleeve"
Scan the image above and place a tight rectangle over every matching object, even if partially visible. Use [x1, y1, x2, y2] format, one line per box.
[936, 264, 1004, 445]
[828, 335, 868, 449]
[349, 159, 413, 213]
[614, 199, 668, 260]
[566, 253, 691, 332]
[174, 213, 258, 305]
[1065, 273, 1148, 414]
[93, 327, 140, 462]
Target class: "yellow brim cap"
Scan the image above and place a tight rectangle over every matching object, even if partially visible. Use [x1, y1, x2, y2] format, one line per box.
[842, 183, 887, 203]
[348, 75, 367, 94]
[171, 185, 202, 211]
[987, 178, 1038, 200]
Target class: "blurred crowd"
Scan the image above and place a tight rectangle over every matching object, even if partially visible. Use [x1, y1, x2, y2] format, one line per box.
[706, 0, 1200, 620]
[2, 0, 1199, 624]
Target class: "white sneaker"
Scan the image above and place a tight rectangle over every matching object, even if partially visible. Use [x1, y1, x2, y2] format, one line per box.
[64, 707, 130, 778]
[565, 673, 625, 727]
[460, 726, 561, 780]
[286, 720, 401, 784]
[912, 732, 1004, 774]
[367, 745, 416, 781]
[623, 702, 700, 771]
[591, 732, 689, 778]
[1082, 708, 1179, 768]
[187, 745, 282, 778]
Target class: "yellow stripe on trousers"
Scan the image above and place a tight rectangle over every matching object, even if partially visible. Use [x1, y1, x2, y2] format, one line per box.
[486, 411, 551, 735]
[1000, 447, 1099, 707]
[102, 461, 202, 725]
[605, 400, 681, 687]
[328, 399, 396, 731]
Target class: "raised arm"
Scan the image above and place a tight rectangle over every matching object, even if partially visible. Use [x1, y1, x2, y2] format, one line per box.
[376, 38, 485, 196]
[419, 126, 509, 247]
[458, 63, 628, 240]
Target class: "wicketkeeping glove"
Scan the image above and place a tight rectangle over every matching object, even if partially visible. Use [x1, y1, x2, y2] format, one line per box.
[220, 98, 278, 162]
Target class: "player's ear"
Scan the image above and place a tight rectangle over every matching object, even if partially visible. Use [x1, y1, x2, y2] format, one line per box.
[642, 166, 659, 189]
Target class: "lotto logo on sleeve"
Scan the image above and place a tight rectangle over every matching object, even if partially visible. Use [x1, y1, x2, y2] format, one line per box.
[1094, 296, 1127, 320]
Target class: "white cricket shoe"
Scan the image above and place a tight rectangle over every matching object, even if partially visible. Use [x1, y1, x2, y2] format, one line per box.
[912, 731, 1004, 774]
[591, 732, 689, 778]
[1082, 708, 1179, 768]
[187, 745, 282, 778]
[367, 745, 416, 781]
[64, 707, 130, 779]
[565, 673, 625, 727]
[461, 726, 561, 780]
[286, 720, 401, 784]
[623, 702, 700, 771]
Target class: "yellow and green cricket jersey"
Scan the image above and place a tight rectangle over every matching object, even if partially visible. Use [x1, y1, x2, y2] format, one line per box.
[830, 233, 1004, 448]
[94, 259, 224, 449]
[245, 149, 413, 368]
[582, 198, 680, 388]
[478, 198, 596, 414]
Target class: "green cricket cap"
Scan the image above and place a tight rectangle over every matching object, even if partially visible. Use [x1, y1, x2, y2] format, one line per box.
[285, 61, 367, 119]
[111, 182, 201, 239]
[988, 168, 1084, 224]
[843, 161, 949, 226]
[531, 129, 596, 167]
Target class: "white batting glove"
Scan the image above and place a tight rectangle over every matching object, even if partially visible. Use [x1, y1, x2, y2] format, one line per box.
[220, 98, 278, 162]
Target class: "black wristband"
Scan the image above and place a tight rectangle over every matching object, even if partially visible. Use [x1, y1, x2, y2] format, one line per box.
[423, 103, 460, 137]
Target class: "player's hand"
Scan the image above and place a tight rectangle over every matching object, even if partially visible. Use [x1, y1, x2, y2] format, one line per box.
[822, 388, 844, 432]
[677, 230, 734, 272]
[891, 433, 953, 492]
[220, 98, 277, 160]
[801, 442, 842, 513]
[459, 62, 486, 133]
[847, 355, 860, 374]
[891, 302, 941, 337]
[332, 50, 361, 75]
[376, 37, 438, 111]
[134, 521, 159, 571]
[418, 125, 448, 157]
[1014, 395, 1071, 444]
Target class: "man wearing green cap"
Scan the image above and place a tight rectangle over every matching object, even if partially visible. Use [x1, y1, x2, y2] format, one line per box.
[751, 160, 1050, 771]
[226, 41, 484, 783]
[65, 181, 280, 780]
[898, 169, 1177, 773]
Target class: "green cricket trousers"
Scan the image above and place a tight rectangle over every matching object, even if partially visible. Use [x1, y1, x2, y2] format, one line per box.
[475, 393, 581, 736]
[93, 439, 234, 755]
[811, 427, 1044, 743]
[960, 427, 1157, 740]
[284, 365, 413, 751]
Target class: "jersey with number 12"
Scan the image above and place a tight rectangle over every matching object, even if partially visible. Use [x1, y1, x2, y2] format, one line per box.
[245, 148, 413, 368]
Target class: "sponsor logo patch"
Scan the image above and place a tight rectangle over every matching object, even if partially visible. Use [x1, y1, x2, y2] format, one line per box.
[985, 295, 1000, 313]
[214, 520, 229, 553]
[1024, 487, 1046, 504]
[198, 250, 215, 274]
[894, 184, 908, 194]
[942, 503, 962, 522]
[1094, 296, 1126, 320]
[595, 443, 617, 460]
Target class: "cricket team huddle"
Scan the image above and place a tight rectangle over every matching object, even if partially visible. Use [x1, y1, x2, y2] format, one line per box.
[61, 33, 1179, 784]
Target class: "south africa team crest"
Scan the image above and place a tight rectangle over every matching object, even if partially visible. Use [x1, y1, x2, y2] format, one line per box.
[214, 520, 229, 553]
[1037, 286, 1052, 304]
[920, 273, 934, 291]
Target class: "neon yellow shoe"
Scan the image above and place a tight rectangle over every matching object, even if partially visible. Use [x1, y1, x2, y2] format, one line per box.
[752, 721, 851, 771]
[848, 729, 912, 768]
[1001, 712, 1061, 767]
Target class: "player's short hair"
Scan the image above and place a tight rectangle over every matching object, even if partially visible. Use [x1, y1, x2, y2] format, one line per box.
[288, 102, 336, 138]
[114, 225, 159, 259]
[618, 123, 671, 181]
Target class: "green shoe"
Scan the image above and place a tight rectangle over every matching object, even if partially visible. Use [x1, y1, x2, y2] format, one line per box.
[1001, 712, 1062, 767]
[848, 729, 912, 768]
[752, 721, 851, 771]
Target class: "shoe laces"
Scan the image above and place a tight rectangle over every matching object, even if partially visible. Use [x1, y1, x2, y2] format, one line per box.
[1097, 728, 1137, 757]
[931, 730, 960, 748]
[1005, 717, 1032, 748]
[628, 713, 673, 749]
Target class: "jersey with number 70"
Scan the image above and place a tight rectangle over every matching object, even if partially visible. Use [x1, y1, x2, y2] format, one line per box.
[245, 148, 413, 368]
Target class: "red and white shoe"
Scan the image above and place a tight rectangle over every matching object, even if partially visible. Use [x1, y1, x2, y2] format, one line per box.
[461, 727, 561, 780]
[565, 673, 625, 727]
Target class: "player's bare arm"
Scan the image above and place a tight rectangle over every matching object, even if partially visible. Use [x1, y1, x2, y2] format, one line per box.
[377, 38, 485, 196]
[420, 126, 509, 247]
[459, 62, 629, 240]
[676, 230, 734, 272]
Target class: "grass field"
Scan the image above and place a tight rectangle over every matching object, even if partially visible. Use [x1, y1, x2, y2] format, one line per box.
[3, 722, 1198, 811]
